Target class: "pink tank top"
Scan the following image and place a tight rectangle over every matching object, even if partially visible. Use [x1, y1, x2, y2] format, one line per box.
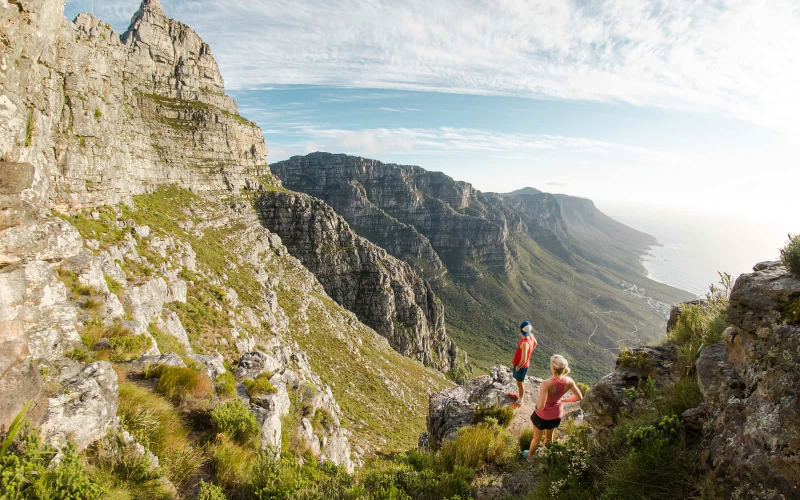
[535, 377, 568, 420]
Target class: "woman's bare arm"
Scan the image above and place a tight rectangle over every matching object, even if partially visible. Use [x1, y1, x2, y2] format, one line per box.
[561, 378, 583, 403]
[536, 380, 550, 411]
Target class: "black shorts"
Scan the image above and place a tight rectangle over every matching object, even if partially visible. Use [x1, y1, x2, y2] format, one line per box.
[531, 411, 561, 431]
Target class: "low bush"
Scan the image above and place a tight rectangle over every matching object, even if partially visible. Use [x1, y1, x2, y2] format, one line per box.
[88, 430, 160, 484]
[155, 365, 212, 402]
[104, 274, 122, 295]
[474, 404, 514, 427]
[437, 422, 517, 473]
[216, 371, 237, 398]
[198, 479, 228, 500]
[211, 400, 261, 446]
[209, 436, 256, 493]
[244, 373, 277, 398]
[617, 348, 653, 372]
[780, 234, 800, 275]
[0, 421, 103, 499]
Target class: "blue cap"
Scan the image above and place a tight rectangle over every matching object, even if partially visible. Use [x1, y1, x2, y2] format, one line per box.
[520, 320, 532, 333]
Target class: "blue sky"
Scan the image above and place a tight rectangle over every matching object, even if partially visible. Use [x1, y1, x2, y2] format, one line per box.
[64, 0, 799, 235]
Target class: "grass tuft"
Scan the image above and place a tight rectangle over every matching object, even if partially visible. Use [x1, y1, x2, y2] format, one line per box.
[155, 365, 212, 402]
[244, 373, 276, 398]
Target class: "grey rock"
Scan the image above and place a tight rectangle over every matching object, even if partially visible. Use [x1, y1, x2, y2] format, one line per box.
[133, 225, 151, 238]
[189, 353, 225, 379]
[581, 344, 680, 431]
[127, 353, 186, 374]
[40, 361, 118, 452]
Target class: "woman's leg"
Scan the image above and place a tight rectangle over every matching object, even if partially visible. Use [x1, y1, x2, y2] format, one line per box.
[544, 428, 556, 447]
[528, 425, 542, 452]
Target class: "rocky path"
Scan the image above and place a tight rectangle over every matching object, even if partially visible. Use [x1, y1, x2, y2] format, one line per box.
[507, 377, 581, 439]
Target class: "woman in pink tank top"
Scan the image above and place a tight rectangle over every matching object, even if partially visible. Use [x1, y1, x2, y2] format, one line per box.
[525, 354, 583, 457]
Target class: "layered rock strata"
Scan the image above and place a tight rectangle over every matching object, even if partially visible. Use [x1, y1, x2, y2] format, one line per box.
[256, 191, 457, 371]
[271, 153, 524, 280]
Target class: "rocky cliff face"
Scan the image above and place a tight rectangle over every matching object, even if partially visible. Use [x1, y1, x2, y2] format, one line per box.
[1, 0, 267, 212]
[695, 261, 799, 499]
[256, 191, 457, 371]
[1, 0, 452, 471]
[271, 153, 524, 280]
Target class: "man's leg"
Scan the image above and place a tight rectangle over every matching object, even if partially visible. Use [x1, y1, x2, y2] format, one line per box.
[517, 379, 525, 403]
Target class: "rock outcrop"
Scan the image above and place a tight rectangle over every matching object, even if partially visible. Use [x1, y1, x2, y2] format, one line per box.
[581, 344, 682, 431]
[271, 153, 523, 280]
[234, 342, 356, 471]
[694, 263, 799, 499]
[256, 191, 458, 371]
[581, 262, 800, 499]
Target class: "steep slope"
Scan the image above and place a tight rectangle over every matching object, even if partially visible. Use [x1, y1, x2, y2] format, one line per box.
[271, 153, 694, 380]
[255, 191, 457, 370]
[0, 0, 450, 471]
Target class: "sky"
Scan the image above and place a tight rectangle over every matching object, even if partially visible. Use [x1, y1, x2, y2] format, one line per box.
[64, 0, 799, 280]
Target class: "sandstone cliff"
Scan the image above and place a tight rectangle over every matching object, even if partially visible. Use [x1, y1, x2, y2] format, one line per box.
[1, 0, 452, 476]
[271, 152, 523, 280]
[256, 191, 457, 371]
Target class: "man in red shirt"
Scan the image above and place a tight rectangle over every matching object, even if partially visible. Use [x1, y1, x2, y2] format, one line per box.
[509, 320, 537, 409]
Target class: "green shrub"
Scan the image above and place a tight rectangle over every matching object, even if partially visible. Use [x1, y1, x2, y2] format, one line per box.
[104, 274, 122, 295]
[617, 348, 653, 372]
[656, 376, 703, 417]
[94, 108, 102, 119]
[211, 400, 261, 446]
[473, 404, 514, 427]
[577, 381, 591, 397]
[519, 427, 534, 452]
[530, 438, 593, 500]
[780, 234, 800, 275]
[117, 382, 203, 486]
[216, 371, 237, 398]
[198, 479, 228, 500]
[436, 422, 517, 473]
[244, 373, 277, 398]
[781, 296, 800, 325]
[155, 365, 212, 401]
[0, 423, 103, 499]
[148, 323, 187, 355]
[445, 365, 469, 385]
[89, 430, 159, 484]
[65, 348, 90, 363]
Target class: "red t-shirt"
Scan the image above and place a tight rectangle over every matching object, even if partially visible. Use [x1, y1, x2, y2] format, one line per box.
[512, 335, 537, 368]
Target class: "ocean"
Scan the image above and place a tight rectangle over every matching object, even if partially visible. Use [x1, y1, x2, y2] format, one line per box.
[597, 203, 792, 298]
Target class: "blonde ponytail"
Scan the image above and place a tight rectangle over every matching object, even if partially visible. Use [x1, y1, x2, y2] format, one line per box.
[551, 354, 570, 376]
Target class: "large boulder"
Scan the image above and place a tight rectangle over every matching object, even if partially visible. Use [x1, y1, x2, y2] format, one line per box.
[40, 362, 119, 452]
[581, 344, 680, 431]
[425, 366, 519, 445]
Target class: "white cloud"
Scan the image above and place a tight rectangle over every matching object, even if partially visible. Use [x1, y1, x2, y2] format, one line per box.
[65, 0, 800, 140]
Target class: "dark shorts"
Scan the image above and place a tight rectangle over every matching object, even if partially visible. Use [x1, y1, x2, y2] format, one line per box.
[512, 366, 528, 382]
[531, 411, 561, 431]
